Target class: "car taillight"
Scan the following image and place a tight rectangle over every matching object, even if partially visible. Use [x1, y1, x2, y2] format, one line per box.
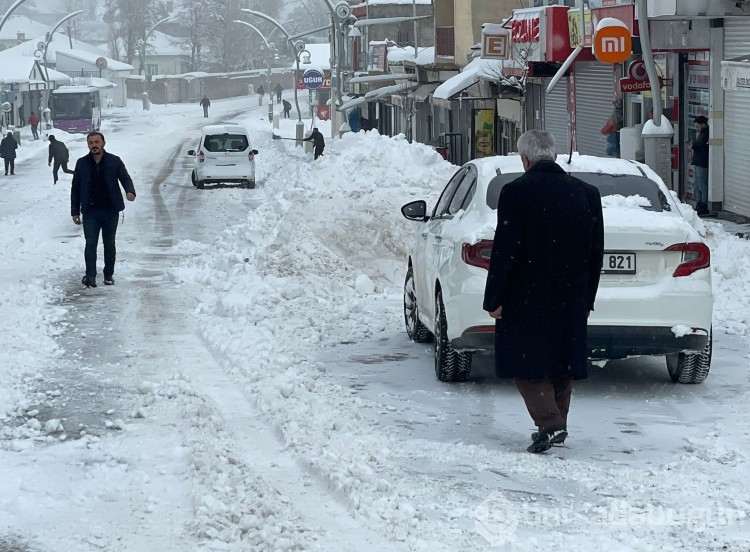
[461, 240, 493, 270]
[665, 243, 710, 277]
[198, 151, 205, 163]
[248, 151, 254, 161]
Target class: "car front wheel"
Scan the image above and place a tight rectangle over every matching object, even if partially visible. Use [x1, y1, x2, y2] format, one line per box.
[666, 329, 712, 384]
[191, 171, 197, 187]
[403, 266, 433, 344]
[434, 290, 471, 382]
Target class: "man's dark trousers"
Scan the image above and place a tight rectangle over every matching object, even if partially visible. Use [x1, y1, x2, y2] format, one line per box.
[314, 147, 323, 160]
[83, 208, 119, 280]
[53, 160, 74, 183]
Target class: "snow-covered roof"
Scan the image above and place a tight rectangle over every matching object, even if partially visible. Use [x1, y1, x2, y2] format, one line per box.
[352, 0, 431, 4]
[387, 46, 435, 66]
[56, 50, 133, 72]
[0, 34, 108, 64]
[0, 15, 49, 41]
[364, 81, 418, 100]
[0, 55, 40, 84]
[290, 43, 331, 71]
[433, 56, 504, 99]
[146, 30, 191, 56]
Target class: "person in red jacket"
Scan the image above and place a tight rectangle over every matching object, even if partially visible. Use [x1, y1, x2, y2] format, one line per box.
[28, 111, 39, 140]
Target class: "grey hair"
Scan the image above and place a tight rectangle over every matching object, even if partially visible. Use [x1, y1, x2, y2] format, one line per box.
[517, 130, 556, 165]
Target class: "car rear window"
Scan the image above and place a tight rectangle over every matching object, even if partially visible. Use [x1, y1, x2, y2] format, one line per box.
[485, 172, 671, 212]
[204, 134, 249, 152]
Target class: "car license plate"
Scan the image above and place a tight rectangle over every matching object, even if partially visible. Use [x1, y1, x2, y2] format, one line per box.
[602, 252, 636, 274]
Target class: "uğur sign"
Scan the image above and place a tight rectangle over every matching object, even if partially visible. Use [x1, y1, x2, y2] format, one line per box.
[593, 17, 632, 64]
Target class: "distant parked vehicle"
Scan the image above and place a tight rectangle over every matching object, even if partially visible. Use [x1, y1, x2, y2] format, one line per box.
[401, 154, 713, 384]
[51, 86, 101, 133]
[187, 124, 258, 189]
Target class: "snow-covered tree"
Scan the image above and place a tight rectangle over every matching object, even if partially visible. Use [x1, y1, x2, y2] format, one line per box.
[103, 0, 170, 70]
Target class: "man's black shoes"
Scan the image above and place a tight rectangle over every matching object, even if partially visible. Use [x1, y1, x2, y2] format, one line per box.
[82, 276, 97, 288]
[527, 429, 568, 453]
[103, 275, 114, 285]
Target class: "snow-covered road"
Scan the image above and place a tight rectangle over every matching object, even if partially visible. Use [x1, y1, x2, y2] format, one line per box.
[1, 96, 749, 551]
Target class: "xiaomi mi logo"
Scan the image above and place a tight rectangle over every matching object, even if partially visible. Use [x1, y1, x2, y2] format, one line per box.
[593, 17, 632, 64]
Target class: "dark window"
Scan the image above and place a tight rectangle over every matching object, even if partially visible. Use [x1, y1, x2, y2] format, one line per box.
[449, 165, 478, 215]
[485, 172, 671, 212]
[203, 134, 249, 152]
[433, 167, 468, 218]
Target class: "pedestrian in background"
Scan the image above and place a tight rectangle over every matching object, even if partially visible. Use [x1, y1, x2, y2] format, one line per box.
[282, 99, 291, 119]
[483, 130, 604, 454]
[690, 115, 710, 215]
[71, 131, 136, 288]
[257, 84, 265, 106]
[48, 134, 74, 184]
[28, 111, 39, 140]
[302, 127, 325, 160]
[200, 95, 211, 118]
[274, 82, 282, 103]
[0, 131, 18, 175]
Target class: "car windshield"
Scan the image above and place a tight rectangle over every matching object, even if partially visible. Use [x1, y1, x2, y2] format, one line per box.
[204, 134, 249, 152]
[485, 172, 671, 212]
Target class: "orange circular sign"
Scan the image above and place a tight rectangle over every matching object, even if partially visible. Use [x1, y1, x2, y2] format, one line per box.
[593, 24, 632, 64]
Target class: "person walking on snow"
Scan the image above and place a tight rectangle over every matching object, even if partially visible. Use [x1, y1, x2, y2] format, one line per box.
[71, 131, 136, 288]
[28, 111, 39, 140]
[274, 82, 282, 103]
[282, 99, 292, 119]
[200, 95, 211, 118]
[482, 130, 604, 454]
[257, 85, 265, 106]
[0, 131, 18, 175]
[48, 134, 74, 184]
[302, 127, 325, 160]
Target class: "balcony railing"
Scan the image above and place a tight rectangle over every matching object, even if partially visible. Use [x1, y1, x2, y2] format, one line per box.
[435, 26, 454, 58]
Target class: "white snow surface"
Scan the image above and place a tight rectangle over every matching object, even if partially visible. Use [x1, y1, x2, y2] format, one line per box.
[0, 95, 748, 551]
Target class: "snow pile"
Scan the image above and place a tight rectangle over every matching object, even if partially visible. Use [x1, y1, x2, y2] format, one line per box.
[707, 223, 750, 336]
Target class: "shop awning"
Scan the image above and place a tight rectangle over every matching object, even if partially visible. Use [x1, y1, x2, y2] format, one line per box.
[721, 55, 750, 91]
[338, 96, 368, 111]
[364, 81, 419, 101]
[433, 58, 481, 100]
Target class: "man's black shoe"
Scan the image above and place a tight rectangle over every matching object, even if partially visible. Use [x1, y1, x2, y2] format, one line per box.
[103, 275, 114, 285]
[531, 429, 568, 445]
[82, 276, 97, 288]
[527, 433, 552, 453]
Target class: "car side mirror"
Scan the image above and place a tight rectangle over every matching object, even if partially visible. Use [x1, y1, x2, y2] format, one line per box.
[401, 200, 428, 221]
[187, 149, 195, 156]
[252, 149, 258, 155]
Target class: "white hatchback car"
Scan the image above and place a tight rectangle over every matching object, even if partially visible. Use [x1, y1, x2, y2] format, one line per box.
[188, 124, 258, 188]
[401, 154, 713, 384]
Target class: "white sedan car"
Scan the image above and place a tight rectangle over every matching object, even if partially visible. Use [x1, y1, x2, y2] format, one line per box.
[401, 154, 713, 384]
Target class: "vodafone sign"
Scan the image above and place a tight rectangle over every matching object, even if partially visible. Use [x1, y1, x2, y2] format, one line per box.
[619, 59, 663, 92]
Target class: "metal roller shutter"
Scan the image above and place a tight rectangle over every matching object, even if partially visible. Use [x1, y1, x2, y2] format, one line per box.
[543, 77, 570, 154]
[574, 62, 615, 156]
[723, 20, 750, 217]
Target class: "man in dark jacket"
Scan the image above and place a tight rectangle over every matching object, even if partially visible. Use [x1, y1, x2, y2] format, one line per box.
[200, 95, 211, 118]
[71, 131, 136, 288]
[483, 129, 604, 454]
[282, 99, 292, 119]
[302, 127, 325, 160]
[48, 134, 74, 184]
[274, 82, 282, 103]
[0, 131, 18, 175]
[690, 115, 710, 215]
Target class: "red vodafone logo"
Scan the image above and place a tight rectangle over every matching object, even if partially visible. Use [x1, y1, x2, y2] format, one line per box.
[619, 59, 663, 92]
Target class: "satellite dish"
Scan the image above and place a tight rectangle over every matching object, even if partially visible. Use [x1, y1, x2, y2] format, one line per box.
[294, 40, 306, 53]
[95, 57, 108, 69]
[335, 1, 351, 19]
[37, 41, 46, 50]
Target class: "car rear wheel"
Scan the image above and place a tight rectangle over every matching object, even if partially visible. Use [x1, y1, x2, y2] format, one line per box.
[243, 180, 256, 189]
[196, 179, 205, 189]
[434, 290, 471, 382]
[403, 266, 433, 344]
[191, 171, 197, 187]
[666, 329, 712, 384]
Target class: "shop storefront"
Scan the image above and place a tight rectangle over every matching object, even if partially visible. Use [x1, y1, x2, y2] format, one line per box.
[722, 19, 750, 218]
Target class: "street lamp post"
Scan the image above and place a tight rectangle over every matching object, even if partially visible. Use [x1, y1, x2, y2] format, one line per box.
[41, 11, 86, 99]
[138, 15, 177, 76]
[233, 20, 276, 123]
[240, 9, 308, 146]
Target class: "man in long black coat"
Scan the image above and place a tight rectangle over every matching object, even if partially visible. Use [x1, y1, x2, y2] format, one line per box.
[483, 129, 604, 454]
